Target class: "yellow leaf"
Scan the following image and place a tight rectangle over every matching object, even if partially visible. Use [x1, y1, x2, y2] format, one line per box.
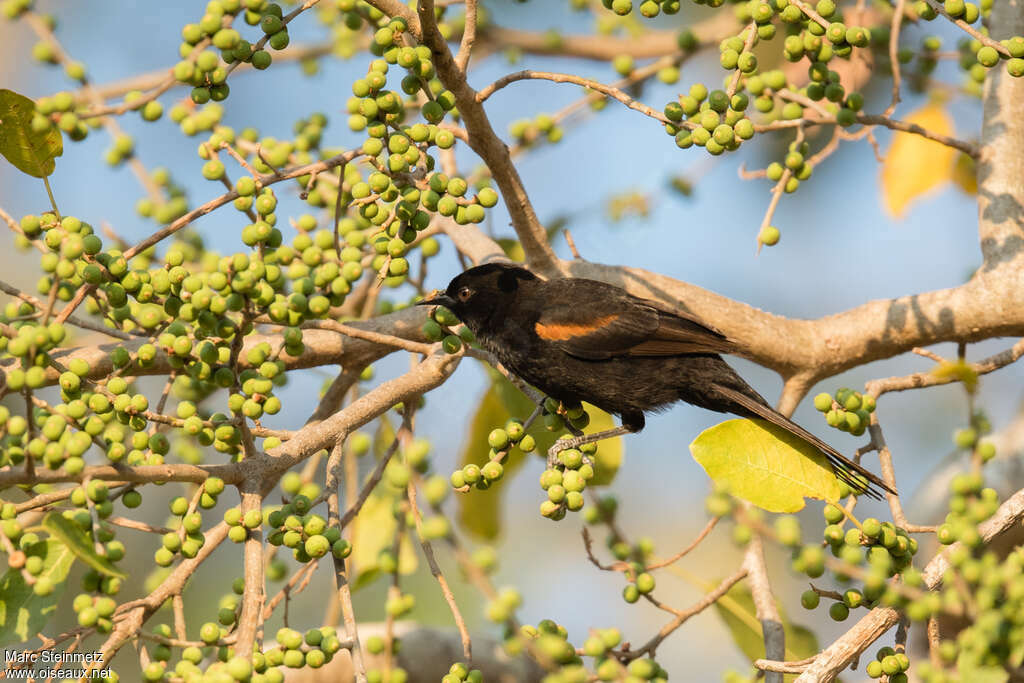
[931, 359, 979, 394]
[351, 493, 417, 589]
[495, 238, 525, 262]
[952, 152, 977, 195]
[881, 103, 956, 217]
[690, 419, 840, 513]
[456, 380, 520, 540]
[580, 403, 623, 486]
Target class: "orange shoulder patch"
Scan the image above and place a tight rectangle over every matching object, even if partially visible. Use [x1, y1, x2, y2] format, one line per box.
[535, 315, 619, 341]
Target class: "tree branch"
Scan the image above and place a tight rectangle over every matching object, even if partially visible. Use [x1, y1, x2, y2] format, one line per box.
[794, 485, 1024, 681]
[0, 462, 240, 488]
[415, 0, 559, 273]
[476, 70, 676, 126]
[0, 309, 432, 389]
[234, 485, 265, 657]
[976, 0, 1024, 267]
[744, 532, 784, 683]
[266, 351, 461, 471]
[454, 0, 477, 72]
[476, 13, 738, 60]
[561, 259, 1024, 399]
[628, 568, 749, 659]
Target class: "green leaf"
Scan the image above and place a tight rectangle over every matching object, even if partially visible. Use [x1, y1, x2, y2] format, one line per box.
[690, 419, 840, 513]
[41, 513, 126, 579]
[350, 566, 381, 592]
[0, 89, 63, 178]
[0, 540, 75, 645]
[495, 238, 525, 262]
[713, 583, 820, 682]
[955, 658, 1008, 683]
[350, 493, 416, 590]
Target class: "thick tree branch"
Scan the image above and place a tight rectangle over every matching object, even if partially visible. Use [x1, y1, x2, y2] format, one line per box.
[267, 351, 461, 471]
[0, 462, 240, 488]
[562, 260, 1024, 395]
[235, 485, 265, 657]
[477, 13, 738, 60]
[977, 0, 1024, 267]
[436, 218, 509, 265]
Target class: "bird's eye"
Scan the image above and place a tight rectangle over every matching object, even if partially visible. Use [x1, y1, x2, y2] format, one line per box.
[457, 286, 473, 302]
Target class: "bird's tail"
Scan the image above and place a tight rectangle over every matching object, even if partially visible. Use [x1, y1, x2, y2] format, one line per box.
[713, 384, 896, 500]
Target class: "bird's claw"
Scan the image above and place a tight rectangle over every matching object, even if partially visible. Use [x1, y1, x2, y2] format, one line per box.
[547, 436, 578, 469]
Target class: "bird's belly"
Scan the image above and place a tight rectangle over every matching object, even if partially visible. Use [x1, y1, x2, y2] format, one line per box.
[499, 350, 681, 417]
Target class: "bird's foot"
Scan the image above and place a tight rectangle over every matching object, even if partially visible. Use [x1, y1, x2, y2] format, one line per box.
[545, 425, 635, 469]
[547, 435, 584, 469]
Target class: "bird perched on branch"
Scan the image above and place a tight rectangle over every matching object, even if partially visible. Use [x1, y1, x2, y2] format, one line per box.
[418, 262, 894, 499]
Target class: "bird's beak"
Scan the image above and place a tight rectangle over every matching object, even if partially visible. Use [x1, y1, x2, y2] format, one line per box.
[416, 291, 456, 309]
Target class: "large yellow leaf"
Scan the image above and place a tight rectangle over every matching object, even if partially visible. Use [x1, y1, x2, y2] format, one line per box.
[881, 103, 956, 217]
[690, 419, 840, 513]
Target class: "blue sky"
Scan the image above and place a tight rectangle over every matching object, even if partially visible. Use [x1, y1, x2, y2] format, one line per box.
[1, 1, 1019, 677]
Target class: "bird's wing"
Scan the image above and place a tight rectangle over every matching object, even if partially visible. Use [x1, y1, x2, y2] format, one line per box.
[532, 285, 734, 360]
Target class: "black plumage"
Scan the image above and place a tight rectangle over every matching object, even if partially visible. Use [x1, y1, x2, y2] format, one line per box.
[419, 262, 894, 499]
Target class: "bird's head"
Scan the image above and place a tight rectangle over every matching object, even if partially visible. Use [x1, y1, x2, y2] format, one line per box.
[417, 262, 537, 330]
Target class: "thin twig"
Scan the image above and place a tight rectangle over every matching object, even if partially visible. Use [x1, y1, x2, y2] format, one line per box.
[754, 655, 818, 673]
[324, 439, 368, 681]
[887, 0, 907, 115]
[454, 0, 477, 72]
[626, 569, 749, 659]
[645, 517, 720, 570]
[867, 338, 1024, 397]
[407, 481, 472, 662]
[476, 70, 678, 127]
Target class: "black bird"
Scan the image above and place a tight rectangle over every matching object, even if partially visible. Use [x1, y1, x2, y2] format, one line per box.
[419, 262, 894, 499]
